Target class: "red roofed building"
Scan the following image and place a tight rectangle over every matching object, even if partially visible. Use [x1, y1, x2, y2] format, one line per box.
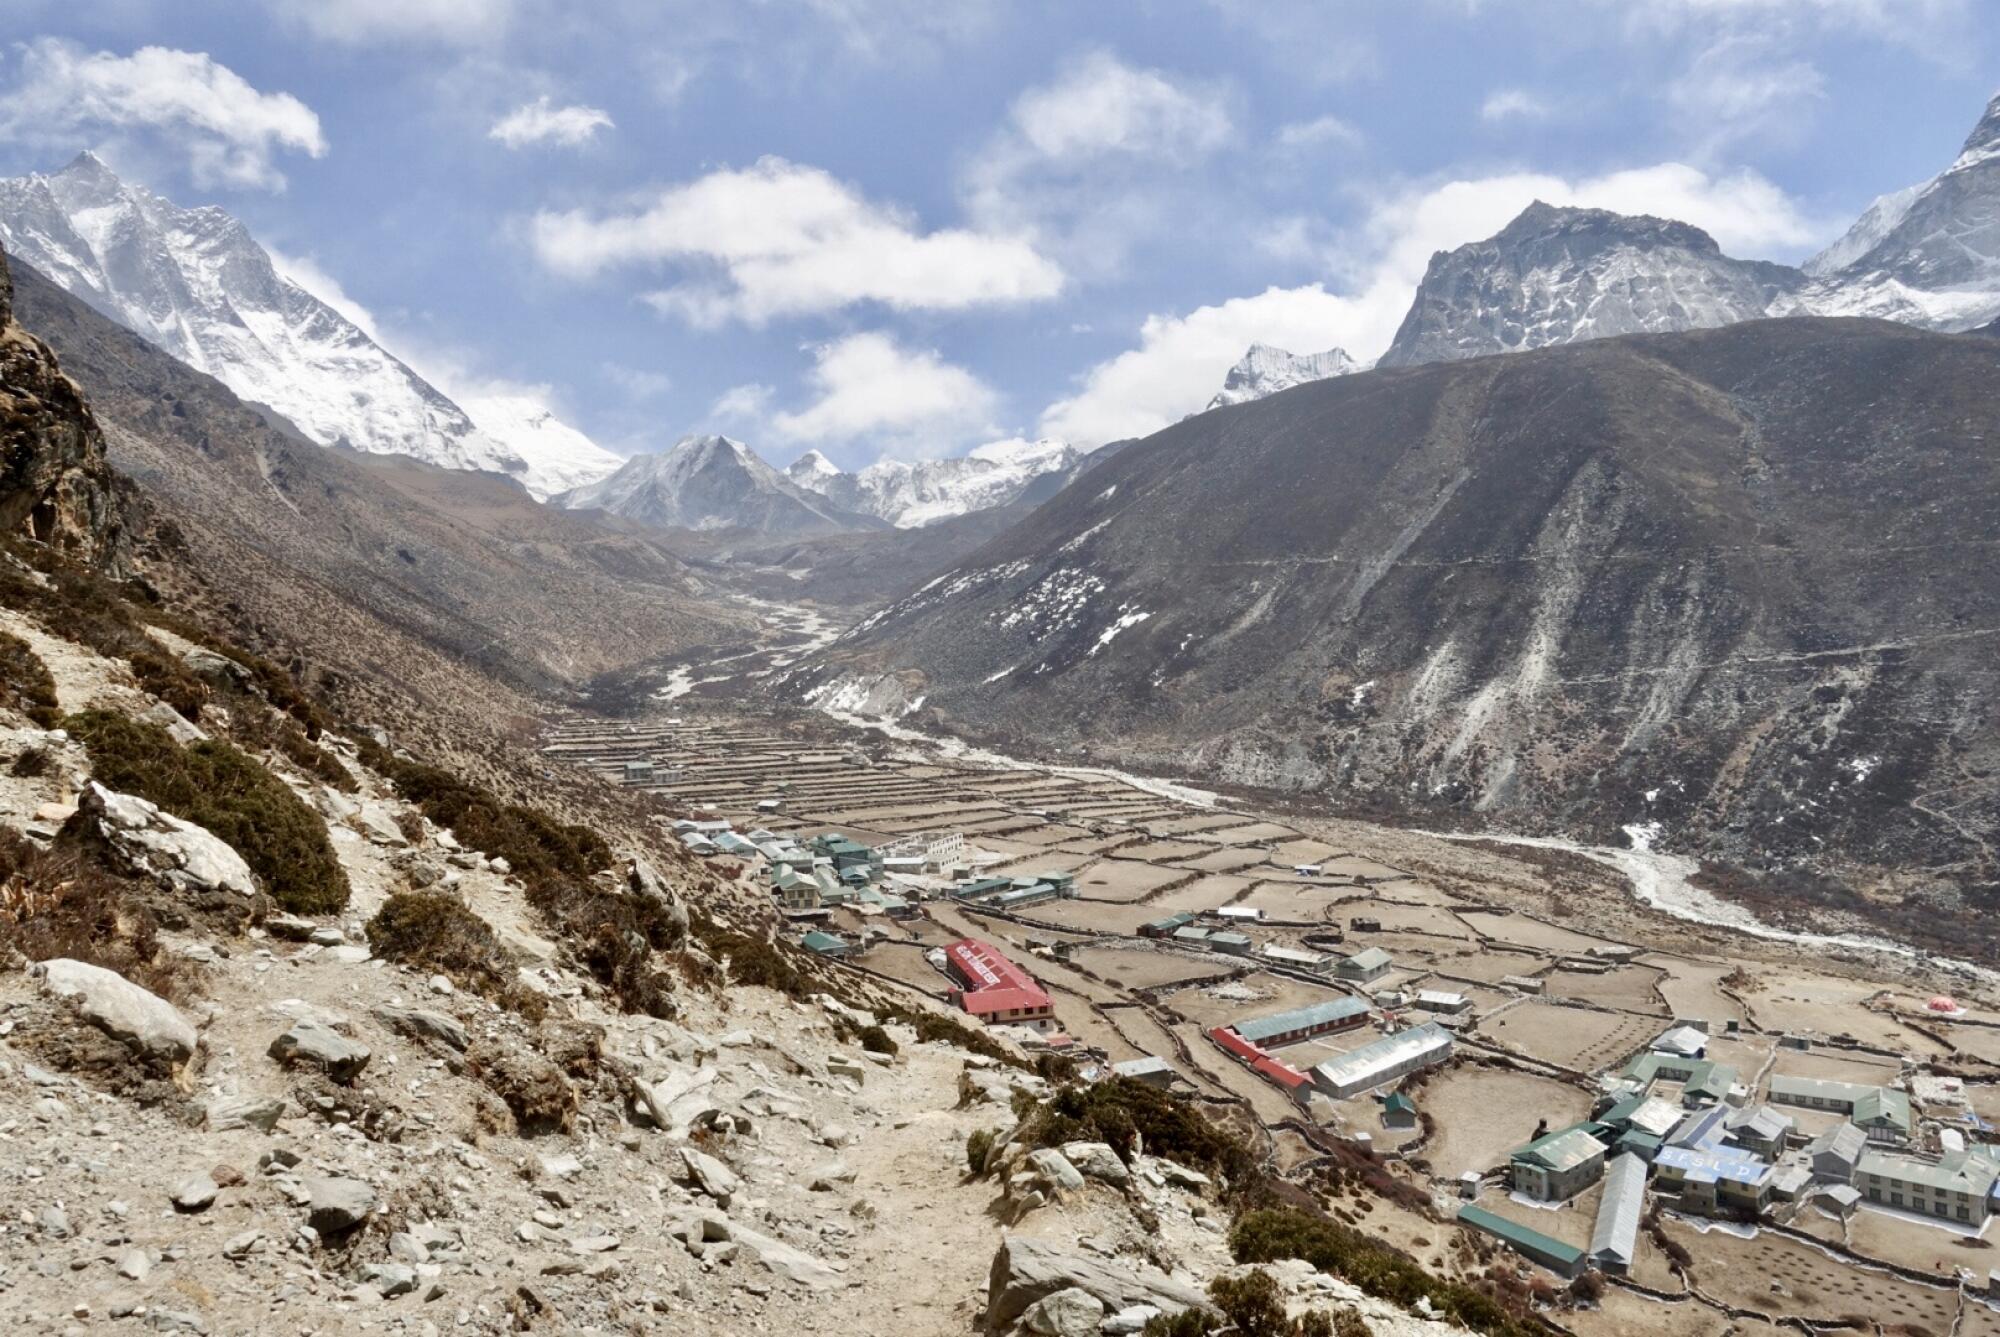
[944, 938, 1056, 1033]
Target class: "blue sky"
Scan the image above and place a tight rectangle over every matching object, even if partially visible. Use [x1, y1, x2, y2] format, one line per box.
[0, 0, 1993, 467]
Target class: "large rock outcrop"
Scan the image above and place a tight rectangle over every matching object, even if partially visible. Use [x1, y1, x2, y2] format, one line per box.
[985, 1236, 1213, 1334]
[0, 241, 125, 570]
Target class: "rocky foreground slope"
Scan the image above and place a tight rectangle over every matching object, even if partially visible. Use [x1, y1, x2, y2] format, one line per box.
[0, 232, 1520, 1337]
[796, 317, 2000, 926]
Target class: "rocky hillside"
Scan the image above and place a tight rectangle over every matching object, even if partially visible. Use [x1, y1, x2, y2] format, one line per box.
[787, 438, 1087, 530]
[796, 317, 2000, 915]
[1378, 203, 1805, 368]
[5, 248, 744, 719]
[0, 239, 126, 573]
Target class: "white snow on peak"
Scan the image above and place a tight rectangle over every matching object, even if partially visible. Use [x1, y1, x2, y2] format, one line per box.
[0, 153, 612, 500]
[1802, 184, 1924, 278]
[1205, 342, 1360, 411]
[787, 436, 1082, 528]
[454, 394, 622, 500]
[555, 434, 859, 533]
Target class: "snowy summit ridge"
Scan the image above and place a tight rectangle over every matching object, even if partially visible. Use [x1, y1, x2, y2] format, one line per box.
[787, 437, 1084, 529]
[1204, 343, 1361, 410]
[0, 153, 617, 500]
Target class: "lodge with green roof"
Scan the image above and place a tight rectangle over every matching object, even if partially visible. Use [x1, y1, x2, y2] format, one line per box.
[1455, 1204, 1584, 1279]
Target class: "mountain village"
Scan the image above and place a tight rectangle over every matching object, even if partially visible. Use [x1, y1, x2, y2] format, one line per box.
[546, 704, 2000, 1331]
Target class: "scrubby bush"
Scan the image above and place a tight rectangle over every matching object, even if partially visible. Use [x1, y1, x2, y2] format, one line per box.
[1229, 1209, 1535, 1337]
[1210, 1270, 1290, 1335]
[877, 1002, 1019, 1065]
[127, 649, 208, 721]
[858, 1024, 898, 1055]
[966, 1127, 994, 1176]
[68, 709, 349, 914]
[354, 738, 609, 890]
[1016, 1078, 1257, 1183]
[0, 828, 196, 1002]
[0, 631, 59, 726]
[367, 890, 536, 1012]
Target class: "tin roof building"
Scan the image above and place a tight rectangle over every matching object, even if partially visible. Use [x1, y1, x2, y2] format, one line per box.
[1589, 1153, 1647, 1274]
[944, 938, 1054, 1028]
[1229, 997, 1370, 1047]
[1455, 1205, 1583, 1279]
[1310, 1022, 1452, 1100]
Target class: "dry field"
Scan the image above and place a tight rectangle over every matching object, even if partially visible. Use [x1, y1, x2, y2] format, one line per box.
[1429, 948, 1550, 984]
[1643, 955, 1748, 1027]
[1737, 971, 1948, 1056]
[1672, 1223, 1960, 1331]
[1542, 964, 1669, 1014]
[1843, 1203, 1996, 1274]
[1418, 1066, 1595, 1178]
[1073, 859, 1197, 902]
[1459, 910, 1633, 956]
[1761, 1047, 1902, 1086]
[1144, 874, 1257, 914]
[1197, 821, 1300, 845]
[1067, 946, 1234, 991]
[1164, 973, 1356, 1030]
[1179, 846, 1279, 873]
[1013, 900, 1163, 936]
[1481, 1001, 1656, 1073]
[1341, 901, 1478, 939]
[1566, 1289, 1718, 1337]
[1234, 880, 1356, 920]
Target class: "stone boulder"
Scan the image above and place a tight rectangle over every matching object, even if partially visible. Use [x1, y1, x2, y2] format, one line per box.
[267, 1019, 371, 1083]
[627, 856, 689, 945]
[35, 958, 197, 1062]
[1027, 1148, 1084, 1193]
[985, 1236, 1213, 1334]
[1061, 1142, 1130, 1187]
[371, 1005, 468, 1052]
[678, 1147, 740, 1205]
[79, 783, 256, 900]
[1022, 1286, 1106, 1337]
[304, 1177, 376, 1235]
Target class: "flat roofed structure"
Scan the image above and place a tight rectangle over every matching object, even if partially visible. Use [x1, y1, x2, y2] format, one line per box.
[1455, 1205, 1584, 1279]
[1310, 1022, 1452, 1100]
[1109, 1056, 1177, 1087]
[1770, 1076, 1911, 1140]
[1590, 1153, 1646, 1274]
[1856, 1148, 1998, 1225]
[1230, 997, 1370, 1047]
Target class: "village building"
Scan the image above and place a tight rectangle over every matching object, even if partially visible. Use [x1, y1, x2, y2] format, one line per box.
[621, 758, 655, 786]
[800, 930, 851, 959]
[1454, 1206, 1583, 1279]
[1769, 1077, 1913, 1143]
[1109, 1056, 1179, 1088]
[1412, 989, 1471, 1015]
[1653, 1141, 1775, 1217]
[1724, 1105, 1795, 1159]
[1335, 947, 1392, 983]
[1807, 1123, 1869, 1184]
[1382, 1092, 1418, 1130]
[1511, 1125, 1609, 1201]
[1172, 925, 1213, 947]
[1258, 943, 1328, 973]
[943, 938, 1056, 1033]
[1589, 1153, 1647, 1274]
[1140, 912, 1196, 939]
[1227, 998, 1371, 1048]
[1209, 931, 1254, 956]
[1310, 1022, 1453, 1100]
[1651, 1024, 1709, 1059]
[1856, 1148, 1999, 1226]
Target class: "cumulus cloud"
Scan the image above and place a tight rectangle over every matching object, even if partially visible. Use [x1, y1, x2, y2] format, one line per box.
[963, 51, 1233, 274]
[1480, 89, 1551, 123]
[264, 0, 511, 46]
[1665, 34, 1825, 152]
[602, 363, 672, 400]
[0, 40, 325, 191]
[1276, 114, 1363, 150]
[528, 156, 1062, 325]
[489, 95, 614, 149]
[1042, 161, 1826, 446]
[767, 332, 1000, 454]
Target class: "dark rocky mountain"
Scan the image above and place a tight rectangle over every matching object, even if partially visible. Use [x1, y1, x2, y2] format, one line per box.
[1378, 202, 1806, 368]
[798, 317, 2000, 904]
[5, 247, 743, 711]
[0, 241, 128, 572]
[557, 434, 876, 536]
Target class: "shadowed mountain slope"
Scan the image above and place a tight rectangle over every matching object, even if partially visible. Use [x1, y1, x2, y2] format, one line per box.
[798, 317, 2000, 903]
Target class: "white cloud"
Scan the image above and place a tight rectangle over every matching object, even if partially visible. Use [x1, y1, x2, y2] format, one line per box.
[0, 40, 324, 191]
[602, 363, 672, 400]
[489, 95, 613, 149]
[1042, 161, 1826, 447]
[1665, 34, 1825, 152]
[767, 332, 1000, 454]
[962, 51, 1233, 275]
[265, 0, 511, 46]
[529, 156, 1062, 325]
[1006, 50, 1231, 165]
[1480, 89, 1551, 123]
[1277, 114, 1363, 150]
[709, 382, 774, 423]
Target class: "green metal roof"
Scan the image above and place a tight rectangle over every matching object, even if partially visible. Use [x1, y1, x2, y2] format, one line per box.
[800, 931, 846, 953]
[1511, 1124, 1608, 1173]
[1384, 1092, 1417, 1115]
[1455, 1205, 1584, 1267]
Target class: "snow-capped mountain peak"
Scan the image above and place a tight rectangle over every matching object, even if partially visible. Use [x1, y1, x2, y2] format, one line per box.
[787, 437, 1084, 528]
[1205, 343, 1361, 410]
[555, 434, 863, 534]
[0, 153, 616, 500]
[1802, 184, 1924, 278]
